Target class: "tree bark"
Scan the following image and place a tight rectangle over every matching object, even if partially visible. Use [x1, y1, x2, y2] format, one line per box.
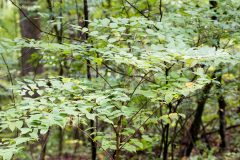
[179, 1, 219, 157]
[83, 0, 92, 80]
[19, 0, 43, 76]
[218, 94, 227, 150]
[179, 82, 213, 157]
[83, 1, 96, 159]
[216, 74, 227, 150]
[39, 129, 50, 160]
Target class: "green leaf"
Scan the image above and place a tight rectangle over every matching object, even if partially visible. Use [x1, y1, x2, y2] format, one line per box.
[123, 143, 137, 152]
[160, 115, 170, 124]
[15, 121, 23, 130]
[20, 128, 32, 135]
[165, 94, 173, 103]
[142, 135, 152, 142]
[86, 113, 96, 120]
[15, 137, 31, 145]
[29, 129, 38, 139]
[168, 113, 178, 120]
[90, 31, 99, 36]
[1, 149, 15, 160]
[117, 27, 126, 32]
[101, 117, 113, 124]
[136, 90, 157, 98]
[28, 91, 34, 96]
[146, 29, 154, 34]
[82, 27, 88, 33]
[101, 18, 110, 26]
[130, 139, 143, 149]
[109, 23, 118, 28]
[108, 38, 118, 43]
[8, 122, 16, 132]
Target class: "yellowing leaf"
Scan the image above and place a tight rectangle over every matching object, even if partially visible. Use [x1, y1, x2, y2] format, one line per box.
[185, 82, 194, 88]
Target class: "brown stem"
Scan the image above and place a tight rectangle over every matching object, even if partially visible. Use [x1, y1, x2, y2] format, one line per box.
[0, 51, 15, 106]
[114, 115, 123, 160]
[162, 65, 172, 160]
[217, 74, 227, 150]
[39, 129, 51, 160]
[179, 82, 213, 157]
[204, 124, 240, 135]
[200, 122, 211, 150]
[83, 1, 96, 159]
[163, 103, 172, 160]
[218, 96, 227, 149]
[159, 0, 163, 22]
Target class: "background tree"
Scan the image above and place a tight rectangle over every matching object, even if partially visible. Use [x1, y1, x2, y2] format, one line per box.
[0, 0, 240, 160]
[19, 0, 43, 76]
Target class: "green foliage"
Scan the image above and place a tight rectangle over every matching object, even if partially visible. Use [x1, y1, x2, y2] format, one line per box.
[0, 0, 240, 159]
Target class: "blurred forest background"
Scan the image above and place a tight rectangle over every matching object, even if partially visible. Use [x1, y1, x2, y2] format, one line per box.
[0, 0, 240, 159]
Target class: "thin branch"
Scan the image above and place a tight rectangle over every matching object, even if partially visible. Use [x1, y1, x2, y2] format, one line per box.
[77, 125, 113, 160]
[120, 107, 159, 150]
[0, 45, 16, 106]
[38, 128, 51, 160]
[127, 100, 149, 124]
[103, 63, 156, 84]
[204, 124, 240, 135]
[89, 64, 113, 89]
[159, 0, 163, 22]
[125, 0, 148, 18]
[125, 0, 159, 30]
[129, 71, 151, 98]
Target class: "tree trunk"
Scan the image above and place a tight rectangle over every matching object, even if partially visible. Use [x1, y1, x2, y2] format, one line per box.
[19, 0, 43, 76]
[218, 94, 227, 150]
[216, 74, 227, 150]
[179, 1, 219, 157]
[179, 82, 213, 157]
[39, 129, 50, 160]
[83, 1, 96, 159]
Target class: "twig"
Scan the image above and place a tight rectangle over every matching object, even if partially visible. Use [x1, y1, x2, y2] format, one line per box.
[129, 71, 151, 98]
[159, 0, 163, 22]
[125, 0, 148, 19]
[204, 124, 240, 136]
[103, 63, 156, 84]
[120, 107, 159, 150]
[77, 126, 114, 160]
[125, 0, 159, 30]
[89, 65, 113, 89]
[0, 45, 16, 106]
